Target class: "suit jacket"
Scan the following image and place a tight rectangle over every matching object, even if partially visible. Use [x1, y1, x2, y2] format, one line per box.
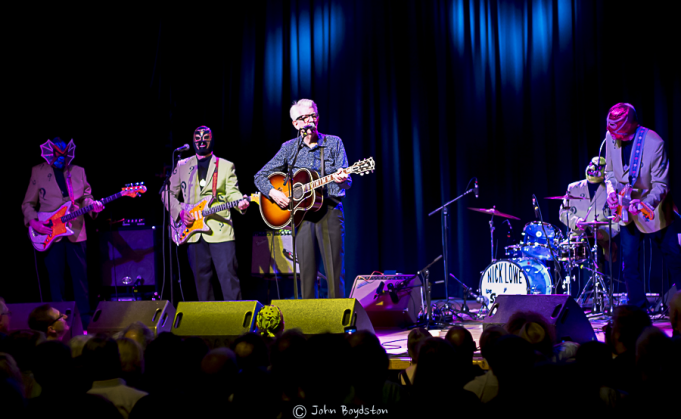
[162, 154, 245, 243]
[21, 163, 96, 242]
[604, 128, 673, 233]
[559, 180, 620, 240]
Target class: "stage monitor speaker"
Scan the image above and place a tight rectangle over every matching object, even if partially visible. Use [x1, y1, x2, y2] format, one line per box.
[87, 301, 174, 337]
[483, 294, 596, 343]
[171, 301, 263, 347]
[349, 275, 423, 328]
[271, 298, 374, 335]
[6, 301, 83, 339]
[99, 227, 158, 287]
[251, 230, 299, 275]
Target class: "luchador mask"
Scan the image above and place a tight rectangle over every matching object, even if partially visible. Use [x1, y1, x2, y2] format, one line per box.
[40, 137, 76, 169]
[606, 103, 639, 141]
[193, 126, 213, 156]
[585, 156, 606, 184]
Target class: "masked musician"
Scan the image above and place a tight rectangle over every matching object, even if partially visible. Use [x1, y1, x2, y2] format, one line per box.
[603, 103, 680, 309]
[21, 138, 104, 323]
[559, 157, 620, 261]
[254, 99, 351, 299]
[162, 126, 250, 301]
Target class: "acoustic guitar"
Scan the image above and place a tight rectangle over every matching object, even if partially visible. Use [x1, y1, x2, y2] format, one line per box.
[259, 157, 375, 230]
[28, 183, 147, 251]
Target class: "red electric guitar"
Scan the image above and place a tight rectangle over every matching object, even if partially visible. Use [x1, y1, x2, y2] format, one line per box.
[28, 183, 147, 251]
[612, 184, 654, 223]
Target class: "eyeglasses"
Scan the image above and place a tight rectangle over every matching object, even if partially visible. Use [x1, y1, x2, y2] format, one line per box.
[50, 313, 66, 325]
[0, 311, 11, 317]
[294, 113, 318, 122]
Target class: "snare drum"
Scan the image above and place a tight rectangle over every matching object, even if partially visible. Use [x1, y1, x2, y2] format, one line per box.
[521, 221, 564, 260]
[558, 241, 589, 263]
[479, 257, 553, 305]
[504, 244, 523, 258]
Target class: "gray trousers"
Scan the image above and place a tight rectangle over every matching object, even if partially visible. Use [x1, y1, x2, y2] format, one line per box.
[187, 237, 241, 301]
[295, 203, 345, 299]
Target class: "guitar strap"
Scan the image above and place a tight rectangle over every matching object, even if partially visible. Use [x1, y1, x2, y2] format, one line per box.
[320, 146, 325, 191]
[628, 126, 648, 188]
[65, 168, 76, 207]
[212, 157, 219, 201]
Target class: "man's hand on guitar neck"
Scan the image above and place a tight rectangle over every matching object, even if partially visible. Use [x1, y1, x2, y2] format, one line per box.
[29, 219, 52, 235]
[180, 210, 195, 227]
[237, 195, 250, 211]
[269, 189, 290, 209]
[332, 168, 349, 183]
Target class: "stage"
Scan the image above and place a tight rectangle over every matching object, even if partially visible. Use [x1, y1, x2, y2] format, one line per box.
[379, 299, 674, 370]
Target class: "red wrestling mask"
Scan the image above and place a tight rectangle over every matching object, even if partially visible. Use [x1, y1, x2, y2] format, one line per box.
[606, 103, 639, 141]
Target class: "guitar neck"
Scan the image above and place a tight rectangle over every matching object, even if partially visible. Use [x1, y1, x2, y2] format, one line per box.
[301, 168, 351, 194]
[61, 192, 123, 222]
[203, 197, 244, 216]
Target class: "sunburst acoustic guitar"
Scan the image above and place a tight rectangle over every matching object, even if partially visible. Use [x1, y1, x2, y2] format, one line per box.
[259, 157, 375, 230]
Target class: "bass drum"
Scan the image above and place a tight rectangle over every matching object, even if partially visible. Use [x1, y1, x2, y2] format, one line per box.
[479, 258, 553, 305]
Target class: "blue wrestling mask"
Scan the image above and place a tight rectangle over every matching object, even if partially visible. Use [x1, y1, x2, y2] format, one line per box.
[40, 137, 76, 169]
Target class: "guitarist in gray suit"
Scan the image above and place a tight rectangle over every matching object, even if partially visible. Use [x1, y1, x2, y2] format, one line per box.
[603, 103, 680, 309]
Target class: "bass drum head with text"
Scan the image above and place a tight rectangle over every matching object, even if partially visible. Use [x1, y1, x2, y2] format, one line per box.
[479, 258, 552, 305]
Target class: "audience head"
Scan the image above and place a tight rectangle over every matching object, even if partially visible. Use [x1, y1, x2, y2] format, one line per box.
[231, 332, 269, 372]
[670, 290, 681, 335]
[413, 337, 462, 395]
[610, 305, 651, 355]
[479, 325, 508, 362]
[300, 333, 352, 404]
[6, 330, 44, 372]
[635, 326, 673, 384]
[201, 347, 239, 396]
[505, 310, 555, 356]
[485, 334, 535, 384]
[28, 304, 69, 341]
[117, 337, 144, 375]
[32, 340, 73, 392]
[68, 334, 93, 358]
[406, 327, 429, 363]
[445, 326, 477, 360]
[0, 352, 24, 393]
[0, 352, 24, 410]
[82, 334, 121, 381]
[256, 305, 285, 338]
[346, 330, 389, 403]
[121, 321, 154, 351]
[0, 297, 10, 334]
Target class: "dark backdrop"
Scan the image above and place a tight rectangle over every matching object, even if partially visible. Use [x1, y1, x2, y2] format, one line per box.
[5, 1, 678, 305]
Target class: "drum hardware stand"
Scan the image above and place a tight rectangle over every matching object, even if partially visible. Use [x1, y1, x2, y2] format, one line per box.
[412, 255, 459, 330]
[448, 273, 476, 320]
[428, 178, 478, 301]
[532, 194, 564, 292]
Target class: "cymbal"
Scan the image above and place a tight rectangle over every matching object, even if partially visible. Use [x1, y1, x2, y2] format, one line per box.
[576, 220, 610, 226]
[545, 194, 590, 200]
[468, 207, 520, 220]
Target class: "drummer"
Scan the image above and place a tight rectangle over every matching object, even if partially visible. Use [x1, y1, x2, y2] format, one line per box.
[559, 157, 620, 260]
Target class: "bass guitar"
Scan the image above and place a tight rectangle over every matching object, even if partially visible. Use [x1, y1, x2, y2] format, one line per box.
[29, 183, 147, 251]
[171, 193, 261, 245]
[259, 157, 375, 230]
[613, 184, 654, 223]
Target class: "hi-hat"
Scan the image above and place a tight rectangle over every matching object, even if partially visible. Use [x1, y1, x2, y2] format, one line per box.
[576, 220, 610, 227]
[468, 207, 520, 220]
[545, 194, 590, 200]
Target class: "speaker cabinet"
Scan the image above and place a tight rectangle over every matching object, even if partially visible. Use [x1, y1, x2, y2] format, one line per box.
[349, 275, 423, 328]
[483, 295, 596, 343]
[88, 300, 174, 337]
[171, 301, 263, 347]
[271, 298, 374, 335]
[7, 301, 83, 339]
[99, 228, 158, 286]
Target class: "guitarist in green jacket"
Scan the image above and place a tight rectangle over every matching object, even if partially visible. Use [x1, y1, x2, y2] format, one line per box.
[162, 126, 250, 301]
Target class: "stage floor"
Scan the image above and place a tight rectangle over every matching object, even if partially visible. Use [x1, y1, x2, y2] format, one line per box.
[378, 299, 673, 370]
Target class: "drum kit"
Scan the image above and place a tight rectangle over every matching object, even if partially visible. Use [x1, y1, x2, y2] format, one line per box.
[469, 193, 614, 318]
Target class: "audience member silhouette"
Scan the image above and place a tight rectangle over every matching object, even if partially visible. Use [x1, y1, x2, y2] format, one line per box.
[398, 327, 429, 386]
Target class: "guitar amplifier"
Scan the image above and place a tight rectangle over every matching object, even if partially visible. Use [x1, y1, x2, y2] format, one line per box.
[251, 230, 300, 275]
[99, 227, 159, 287]
[349, 275, 424, 328]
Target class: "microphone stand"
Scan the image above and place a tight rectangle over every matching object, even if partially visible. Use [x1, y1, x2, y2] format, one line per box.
[159, 150, 179, 306]
[428, 179, 477, 303]
[413, 255, 444, 330]
[284, 132, 306, 299]
[532, 194, 564, 293]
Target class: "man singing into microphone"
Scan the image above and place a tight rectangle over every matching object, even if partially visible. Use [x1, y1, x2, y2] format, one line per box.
[163, 126, 250, 301]
[254, 99, 351, 299]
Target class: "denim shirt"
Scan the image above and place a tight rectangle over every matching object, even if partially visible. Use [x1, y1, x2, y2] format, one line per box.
[254, 133, 352, 206]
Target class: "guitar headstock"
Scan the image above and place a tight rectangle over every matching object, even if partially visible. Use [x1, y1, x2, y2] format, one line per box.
[348, 157, 375, 176]
[250, 192, 261, 205]
[122, 182, 148, 198]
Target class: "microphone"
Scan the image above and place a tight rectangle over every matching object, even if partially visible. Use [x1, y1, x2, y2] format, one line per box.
[175, 144, 190, 152]
[386, 283, 399, 304]
[374, 281, 385, 299]
[474, 181, 479, 198]
[299, 124, 315, 137]
[533, 196, 540, 219]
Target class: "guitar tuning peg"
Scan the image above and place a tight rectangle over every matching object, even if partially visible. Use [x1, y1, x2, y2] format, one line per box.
[125, 183, 131, 187]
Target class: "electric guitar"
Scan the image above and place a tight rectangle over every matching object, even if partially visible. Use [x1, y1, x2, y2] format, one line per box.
[613, 184, 654, 223]
[259, 157, 375, 230]
[171, 193, 261, 245]
[29, 183, 147, 251]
